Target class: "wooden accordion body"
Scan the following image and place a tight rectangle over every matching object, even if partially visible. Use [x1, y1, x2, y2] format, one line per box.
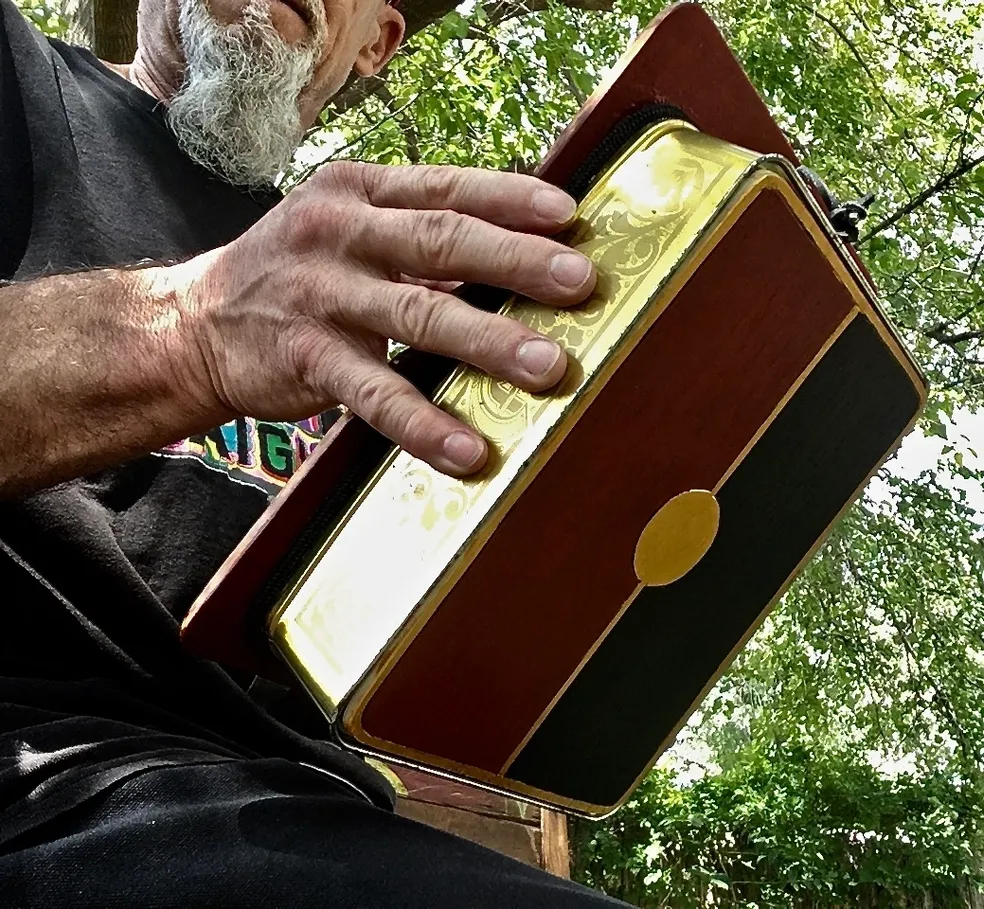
[260, 120, 925, 816]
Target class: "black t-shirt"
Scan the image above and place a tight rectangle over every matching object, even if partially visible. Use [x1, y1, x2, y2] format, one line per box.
[0, 0, 393, 845]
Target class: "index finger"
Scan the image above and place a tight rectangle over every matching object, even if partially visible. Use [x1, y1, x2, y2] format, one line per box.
[352, 163, 578, 234]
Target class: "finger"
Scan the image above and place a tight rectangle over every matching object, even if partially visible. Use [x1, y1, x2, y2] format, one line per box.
[349, 280, 568, 392]
[330, 344, 489, 477]
[359, 208, 596, 306]
[351, 163, 579, 234]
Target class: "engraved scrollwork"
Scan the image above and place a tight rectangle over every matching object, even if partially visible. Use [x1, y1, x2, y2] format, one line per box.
[581, 152, 708, 280]
[398, 466, 472, 532]
[463, 375, 533, 447]
[502, 150, 710, 369]
[446, 141, 712, 458]
[294, 589, 345, 675]
[618, 148, 707, 220]
[514, 300, 605, 357]
[498, 146, 701, 320]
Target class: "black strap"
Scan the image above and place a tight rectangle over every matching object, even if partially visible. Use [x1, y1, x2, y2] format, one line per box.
[796, 165, 874, 243]
[564, 102, 691, 200]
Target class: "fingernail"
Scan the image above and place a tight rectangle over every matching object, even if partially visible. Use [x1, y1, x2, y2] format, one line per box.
[550, 252, 592, 288]
[444, 431, 485, 469]
[517, 338, 562, 377]
[533, 188, 577, 223]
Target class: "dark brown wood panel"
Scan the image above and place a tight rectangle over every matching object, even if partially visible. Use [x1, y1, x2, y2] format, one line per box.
[395, 801, 543, 866]
[391, 766, 541, 824]
[358, 190, 855, 771]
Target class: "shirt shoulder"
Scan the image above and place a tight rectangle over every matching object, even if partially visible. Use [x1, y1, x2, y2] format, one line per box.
[0, 0, 55, 277]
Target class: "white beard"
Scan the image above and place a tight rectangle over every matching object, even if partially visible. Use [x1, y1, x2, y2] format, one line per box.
[167, 0, 324, 188]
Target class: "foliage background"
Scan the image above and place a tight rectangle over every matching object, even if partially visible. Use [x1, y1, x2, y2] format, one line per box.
[17, 0, 984, 904]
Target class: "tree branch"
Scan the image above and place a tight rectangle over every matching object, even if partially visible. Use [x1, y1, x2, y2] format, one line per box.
[811, 9, 899, 120]
[294, 41, 481, 183]
[66, 0, 138, 62]
[859, 151, 984, 242]
[322, 72, 392, 122]
[925, 326, 984, 347]
[562, 66, 588, 105]
[375, 81, 422, 163]
[482, 0, 613, 29]
[326, 0, 612, 122]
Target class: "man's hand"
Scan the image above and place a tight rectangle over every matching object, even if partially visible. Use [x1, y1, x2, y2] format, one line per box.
[0, 163, 595, 498]
[174, 162, 596, 477]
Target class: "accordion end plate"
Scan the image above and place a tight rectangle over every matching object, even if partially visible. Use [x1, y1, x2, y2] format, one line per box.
[268, 119, 926, 817]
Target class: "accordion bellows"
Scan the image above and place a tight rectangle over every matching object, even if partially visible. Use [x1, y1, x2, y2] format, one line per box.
[267, 121, 925, 815]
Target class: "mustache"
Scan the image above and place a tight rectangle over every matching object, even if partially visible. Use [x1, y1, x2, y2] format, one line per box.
[213, 0, 328, 50]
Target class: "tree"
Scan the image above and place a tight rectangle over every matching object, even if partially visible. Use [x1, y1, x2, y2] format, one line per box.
[64, 0, 136, 61]
[572, 741, 984, 907]
[13, 0, 69, 37]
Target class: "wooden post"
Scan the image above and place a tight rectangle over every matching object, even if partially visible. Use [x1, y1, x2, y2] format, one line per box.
[541, 808, 571, 878]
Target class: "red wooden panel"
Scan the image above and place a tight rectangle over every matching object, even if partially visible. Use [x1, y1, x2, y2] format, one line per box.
[538, 3, 798, 185]
[180, 413, 376, 677]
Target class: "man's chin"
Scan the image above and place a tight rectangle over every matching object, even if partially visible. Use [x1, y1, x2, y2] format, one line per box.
[167, 87, 306, 187]
[170, 0, 319, 186]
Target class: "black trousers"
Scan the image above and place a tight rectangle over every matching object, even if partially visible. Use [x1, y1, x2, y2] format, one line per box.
[0, 757, 629, 908]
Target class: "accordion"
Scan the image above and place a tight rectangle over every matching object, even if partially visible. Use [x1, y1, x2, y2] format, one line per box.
[183, 5, 925, 817]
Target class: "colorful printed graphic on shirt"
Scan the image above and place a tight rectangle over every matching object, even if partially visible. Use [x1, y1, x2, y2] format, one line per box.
[156, 413, 339, 496]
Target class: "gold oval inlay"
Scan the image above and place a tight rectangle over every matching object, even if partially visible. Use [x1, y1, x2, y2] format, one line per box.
[633, 490, 720, 586]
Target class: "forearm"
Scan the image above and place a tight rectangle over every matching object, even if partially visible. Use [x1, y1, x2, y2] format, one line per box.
[0, 264, 229, 498]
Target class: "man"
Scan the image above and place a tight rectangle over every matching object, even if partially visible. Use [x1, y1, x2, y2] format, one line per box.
[0, 0, 630, 905]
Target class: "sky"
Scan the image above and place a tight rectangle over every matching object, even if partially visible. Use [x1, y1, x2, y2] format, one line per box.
[872, 407, 984, 522]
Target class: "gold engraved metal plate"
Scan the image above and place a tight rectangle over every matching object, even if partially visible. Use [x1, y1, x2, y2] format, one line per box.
[269, 120, 764, 717]
[633, 490, 720, 586]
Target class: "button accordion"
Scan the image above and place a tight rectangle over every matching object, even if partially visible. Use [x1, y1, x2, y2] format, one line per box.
[183, 4, 926, 817]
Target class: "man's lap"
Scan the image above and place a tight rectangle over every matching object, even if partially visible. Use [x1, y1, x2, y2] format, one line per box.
[0, 756, 627, 908]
